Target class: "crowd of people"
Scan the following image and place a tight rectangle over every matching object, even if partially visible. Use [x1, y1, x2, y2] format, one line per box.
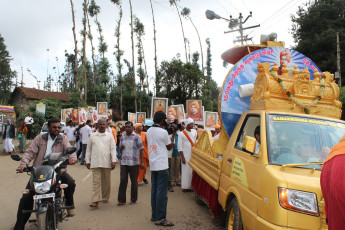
[8, 110, 222, 229]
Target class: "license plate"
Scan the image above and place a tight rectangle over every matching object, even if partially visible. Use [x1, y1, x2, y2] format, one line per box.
[33, 193, 55, 200]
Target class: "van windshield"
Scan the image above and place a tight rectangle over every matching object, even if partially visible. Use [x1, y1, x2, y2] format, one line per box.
[267, 114, 345, 170]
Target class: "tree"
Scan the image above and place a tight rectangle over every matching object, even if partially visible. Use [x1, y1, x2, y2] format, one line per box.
[149, 0, 159, 96]
[134, 16, 147, 111]
[0, 34, 16, 104]
[86, 0, 97, 96]
[129, 0, 137, 112]
[291, 0, 345, 85]
[158, 58, 204, 104]
[69, 0, 79, 92]
[111, 0, 124, 118]
[181, 7, 204, 74]
[169, 0, 188, 63]
[80, 0, 89, 101]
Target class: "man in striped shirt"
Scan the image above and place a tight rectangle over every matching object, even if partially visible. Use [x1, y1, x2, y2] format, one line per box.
[117, 121, 144, 205]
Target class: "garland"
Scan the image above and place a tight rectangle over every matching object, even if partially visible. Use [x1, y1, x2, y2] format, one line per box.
[271, 70, 325, 114]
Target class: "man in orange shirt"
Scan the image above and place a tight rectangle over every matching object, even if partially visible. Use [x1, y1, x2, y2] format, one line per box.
[135, 123, 149, 184]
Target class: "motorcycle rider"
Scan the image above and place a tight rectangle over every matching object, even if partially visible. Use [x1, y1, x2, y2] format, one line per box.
[14, 118, 77, 230]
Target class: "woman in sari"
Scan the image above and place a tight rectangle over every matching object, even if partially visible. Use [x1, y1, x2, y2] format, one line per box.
[18, 122, 28, 153]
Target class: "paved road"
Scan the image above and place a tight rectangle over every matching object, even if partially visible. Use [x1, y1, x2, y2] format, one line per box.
[0, 154, 223, 230]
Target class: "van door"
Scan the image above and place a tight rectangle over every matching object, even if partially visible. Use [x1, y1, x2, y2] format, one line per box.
[220, 112, 266, 229]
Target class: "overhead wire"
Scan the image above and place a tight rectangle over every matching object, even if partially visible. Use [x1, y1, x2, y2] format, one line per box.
[249, 0, 305, 38]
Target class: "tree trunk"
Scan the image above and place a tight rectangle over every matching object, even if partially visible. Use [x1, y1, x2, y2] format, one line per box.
[69, 0, 78, 91]
[81, 0, 88, 101]
[141, 40, 149, 94]
[189, 17, 204, 74]
[149, 0, 159, 96]
[174, 2, 188, 63]
[115, 6, 123, 119]
[86, 12, 97, 104]
[129, 0, 137, 112]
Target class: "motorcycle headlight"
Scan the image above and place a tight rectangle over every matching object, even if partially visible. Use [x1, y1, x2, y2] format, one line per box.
[34, 180, 52, 194]
[278, 187, 319, 216]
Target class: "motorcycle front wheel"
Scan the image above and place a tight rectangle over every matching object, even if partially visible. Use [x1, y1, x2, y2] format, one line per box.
[36, 205, 56, 230]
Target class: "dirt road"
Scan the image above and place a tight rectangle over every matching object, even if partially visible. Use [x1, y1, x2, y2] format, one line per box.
[0, 154, 223, 230]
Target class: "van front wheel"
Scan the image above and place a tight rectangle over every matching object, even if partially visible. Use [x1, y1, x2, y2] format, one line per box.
[226, 198, 243, 230]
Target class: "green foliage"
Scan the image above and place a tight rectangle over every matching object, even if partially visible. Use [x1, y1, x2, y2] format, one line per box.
[0, 34, 16, 104]
[17, 98, 63, 137]
[64, 92, 87, 108]
[291, 0, 345, 84]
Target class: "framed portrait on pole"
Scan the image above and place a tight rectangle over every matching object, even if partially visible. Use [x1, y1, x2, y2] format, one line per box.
[97, 102, 107, 117]
[136, 112, 146, 124]
[186, 99, 203, 122]
[204, 111, 218, 130]
[151, 97, 168, 119]
[128, 112, 136, 124]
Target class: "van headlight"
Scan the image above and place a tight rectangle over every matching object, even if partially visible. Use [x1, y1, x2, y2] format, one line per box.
[278, 187, 319, 216]
[34, 181, 52, 194]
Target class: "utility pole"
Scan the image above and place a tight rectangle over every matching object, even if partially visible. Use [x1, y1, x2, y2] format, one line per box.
[225, 12, 260, 45]
[337, 32, 342, 87]
[205, 10, 260, 45]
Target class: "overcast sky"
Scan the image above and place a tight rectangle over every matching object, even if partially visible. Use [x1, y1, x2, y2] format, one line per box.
[1, 0, 306, 90]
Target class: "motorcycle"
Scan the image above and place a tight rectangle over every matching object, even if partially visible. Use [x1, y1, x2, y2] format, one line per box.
[12, 147, 76, 230]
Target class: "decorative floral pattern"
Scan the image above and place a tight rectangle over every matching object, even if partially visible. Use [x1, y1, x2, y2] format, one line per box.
[271, 70, 325, 114]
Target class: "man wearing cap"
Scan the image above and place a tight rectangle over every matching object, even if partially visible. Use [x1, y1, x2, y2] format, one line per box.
[178, 117, 197, 192]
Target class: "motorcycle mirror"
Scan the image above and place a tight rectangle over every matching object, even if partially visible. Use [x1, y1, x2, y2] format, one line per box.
[11, 154, 22, 161]
[65, 147, 77, 155]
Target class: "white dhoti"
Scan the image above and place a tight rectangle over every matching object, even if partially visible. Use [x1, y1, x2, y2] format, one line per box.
[5, 138, 14, 153]
[181, 154, 193, 189]
[178, 129, 197, 190]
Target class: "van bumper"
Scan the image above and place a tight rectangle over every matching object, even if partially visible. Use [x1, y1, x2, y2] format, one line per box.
[256, 216, 296, 230]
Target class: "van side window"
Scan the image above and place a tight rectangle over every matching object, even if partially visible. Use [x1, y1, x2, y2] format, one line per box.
[235, 115, 260, 154]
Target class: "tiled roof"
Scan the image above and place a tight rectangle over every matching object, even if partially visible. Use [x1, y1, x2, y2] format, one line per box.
[13, 87, 70, 102]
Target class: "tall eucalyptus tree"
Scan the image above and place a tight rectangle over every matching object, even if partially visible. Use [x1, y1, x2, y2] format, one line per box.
[69, 0, 78, 91]
[111, 0, 124, 118]
[149, 0, 159, 95]
[181, 7, 204, 74]
[169, 0, 188, 63]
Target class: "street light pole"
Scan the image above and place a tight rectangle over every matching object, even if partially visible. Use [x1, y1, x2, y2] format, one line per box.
[205, 10, 260, 45]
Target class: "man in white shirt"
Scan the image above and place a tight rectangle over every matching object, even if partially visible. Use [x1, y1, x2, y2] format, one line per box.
[64, 120, 76, 147]
[80, 120, 92, 165]
[178, 117, 197, 192]
[86, 119, 117, 208]
[24, 113, 34, 139]
[146, 111, 175, 227]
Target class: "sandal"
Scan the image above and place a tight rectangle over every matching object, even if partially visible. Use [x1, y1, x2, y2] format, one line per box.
[89, 202, 98, 208]
[155, 219, 174, 227]
[117, 202, 125, 206]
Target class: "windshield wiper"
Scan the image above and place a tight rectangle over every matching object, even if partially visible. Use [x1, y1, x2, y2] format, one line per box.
[280, 161, 324, 170]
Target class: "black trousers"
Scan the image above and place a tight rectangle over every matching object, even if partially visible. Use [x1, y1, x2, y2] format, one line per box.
[14, 171, 75, 230]
[118, 165, 139, 203]
[26, 124, 32, 139]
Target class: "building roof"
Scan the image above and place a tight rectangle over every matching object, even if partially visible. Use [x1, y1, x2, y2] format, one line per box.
[11, 87, 70, 102]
